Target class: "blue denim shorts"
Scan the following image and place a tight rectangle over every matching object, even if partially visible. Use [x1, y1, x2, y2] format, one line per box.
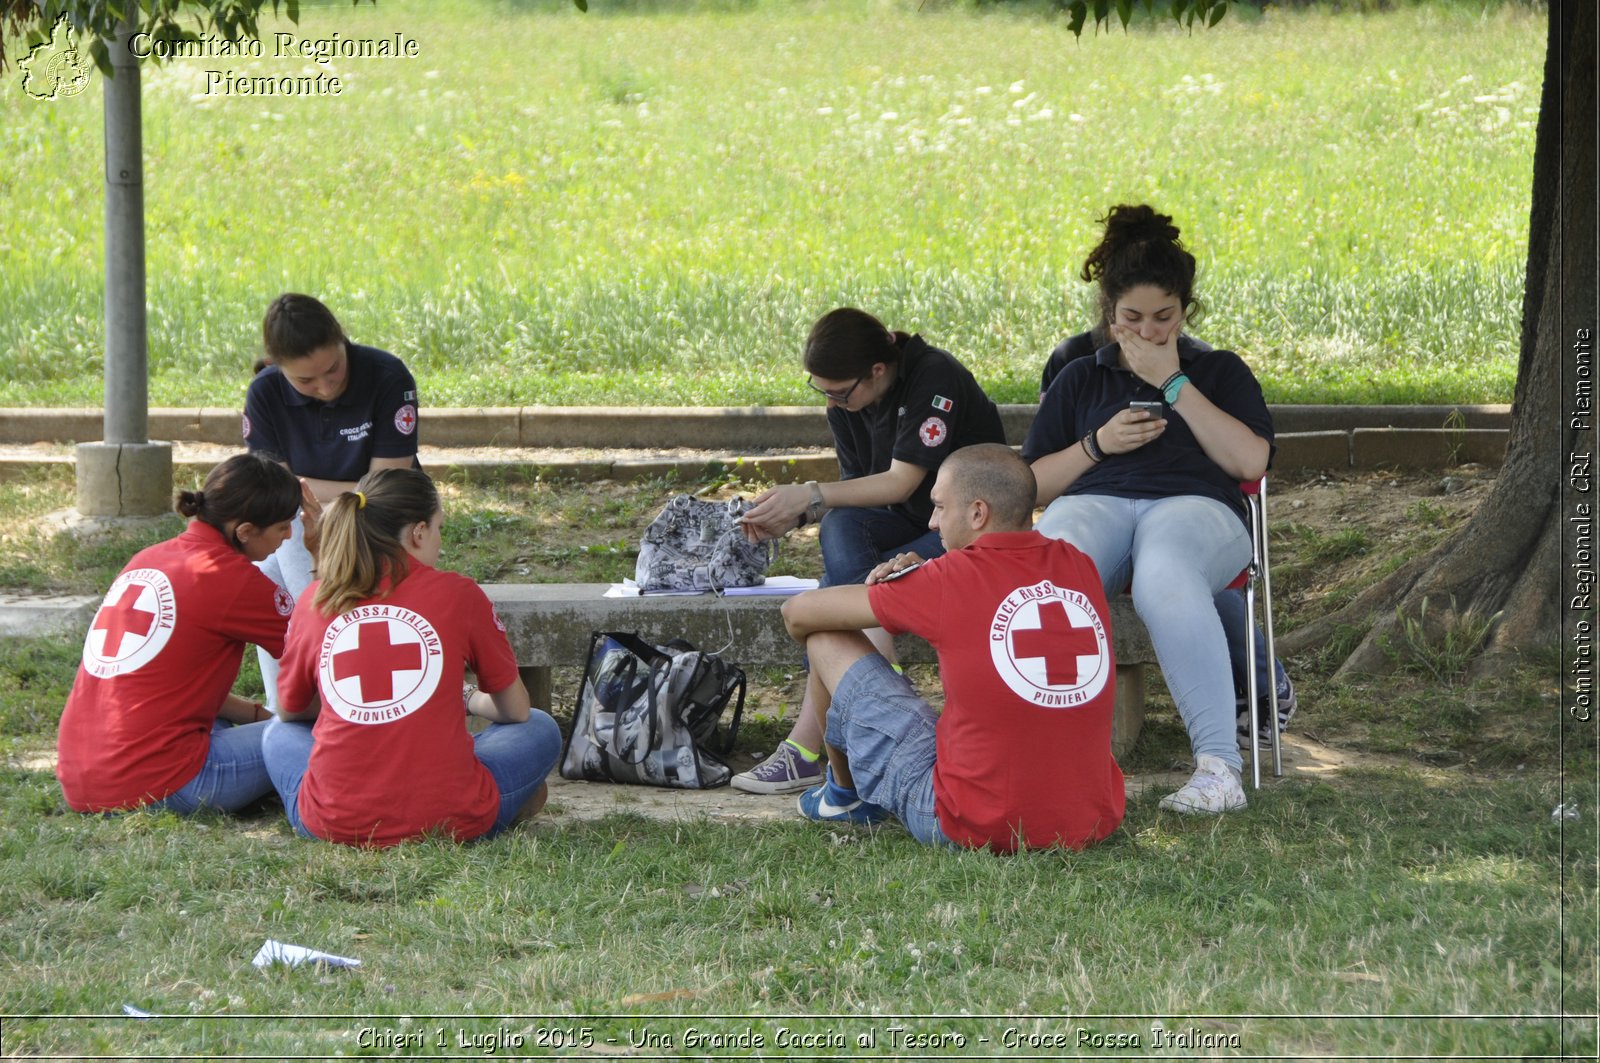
[825, 654, 953, 847]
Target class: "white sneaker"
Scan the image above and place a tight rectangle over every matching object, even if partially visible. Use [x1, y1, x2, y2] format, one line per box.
[1159, 754, 1247, 814]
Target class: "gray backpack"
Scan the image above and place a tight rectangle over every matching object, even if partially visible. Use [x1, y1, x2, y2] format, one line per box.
[635, 495, 773, 592]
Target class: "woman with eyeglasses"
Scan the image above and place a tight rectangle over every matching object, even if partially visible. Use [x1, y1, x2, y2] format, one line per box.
[733, 307, 1005, 795]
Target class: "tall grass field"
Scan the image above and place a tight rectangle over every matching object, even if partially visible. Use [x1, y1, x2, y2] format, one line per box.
[0, 0, 1541, 409]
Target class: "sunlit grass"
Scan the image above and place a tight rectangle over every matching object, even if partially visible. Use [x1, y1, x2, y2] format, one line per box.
[0, 1, 1539, 407]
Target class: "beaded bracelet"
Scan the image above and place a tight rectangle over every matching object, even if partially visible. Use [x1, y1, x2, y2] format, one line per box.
[1081, 429, 1105, 463]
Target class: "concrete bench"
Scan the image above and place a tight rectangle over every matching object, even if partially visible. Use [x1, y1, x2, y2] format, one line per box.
[481, 583, 1155, 760]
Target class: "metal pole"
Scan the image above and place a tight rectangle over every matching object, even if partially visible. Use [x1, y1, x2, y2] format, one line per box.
[103, 13, 146, 446]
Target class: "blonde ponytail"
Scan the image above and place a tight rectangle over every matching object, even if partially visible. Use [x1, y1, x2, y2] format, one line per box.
[313, 469, 438, 617]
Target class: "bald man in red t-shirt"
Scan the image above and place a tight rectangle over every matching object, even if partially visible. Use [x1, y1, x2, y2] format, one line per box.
[780, 443, 1125, 852]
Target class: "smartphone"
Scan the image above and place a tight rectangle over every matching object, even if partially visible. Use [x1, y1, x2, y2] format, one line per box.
[1129, 400, 1165, 417]
[877, 560, 924, 582]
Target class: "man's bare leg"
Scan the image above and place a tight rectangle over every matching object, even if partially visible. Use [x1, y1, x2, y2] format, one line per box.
[803, 629, 879, 791]
[777, 627, 897, 755]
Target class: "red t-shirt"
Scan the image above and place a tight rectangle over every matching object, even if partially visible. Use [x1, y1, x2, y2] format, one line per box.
[56, 522, 295, 812]
[868, 530, 1125, 852]
[278, 561, 520, 847]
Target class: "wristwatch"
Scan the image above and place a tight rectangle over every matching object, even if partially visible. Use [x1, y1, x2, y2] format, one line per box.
[805, 481, 827, 525]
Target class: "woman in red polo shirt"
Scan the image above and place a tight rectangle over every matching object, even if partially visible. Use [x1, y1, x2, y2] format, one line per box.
[56, 453, 308, 814]
[262, 468, 561, 846]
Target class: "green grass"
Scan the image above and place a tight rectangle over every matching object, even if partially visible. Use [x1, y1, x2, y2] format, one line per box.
[0, 464, 815, 595]
[0, 466, 1591, 1055]
[0, 1, 1540, 408]
[0, 759, 1591, 1057]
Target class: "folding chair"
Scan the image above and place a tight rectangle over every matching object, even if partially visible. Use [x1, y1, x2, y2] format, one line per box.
[1117, 478, 1283, 788]
[1238, 476, 1283, 788]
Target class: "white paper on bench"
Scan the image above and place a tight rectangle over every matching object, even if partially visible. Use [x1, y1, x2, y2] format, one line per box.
[606, 576, 819, 598]
[721, 577, 819, 596]
[607, 579, 702, 598]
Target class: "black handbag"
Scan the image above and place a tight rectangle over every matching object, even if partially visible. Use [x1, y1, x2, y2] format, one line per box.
[559, 631, 746, 789]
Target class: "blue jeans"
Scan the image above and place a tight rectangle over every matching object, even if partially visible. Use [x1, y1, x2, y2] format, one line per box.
[150, 719, 276, 814]
[825, 654, 954, 847]
[1035, 494, 1249, 770]
[261, 711, 563, 840]
[256, 513, 315, 713]
[1215, 587, 1290, 700]
[818, 506, 944, 587]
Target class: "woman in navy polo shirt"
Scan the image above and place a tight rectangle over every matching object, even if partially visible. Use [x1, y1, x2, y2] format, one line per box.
[732, 307, 1006, 794]
[243, 293, 420, 711]
[1023, 205, 1275, 816]
[1040, 331, 1296, 748]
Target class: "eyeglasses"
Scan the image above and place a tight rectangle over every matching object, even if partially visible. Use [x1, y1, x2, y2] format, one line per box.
[807, 376, 863, 403]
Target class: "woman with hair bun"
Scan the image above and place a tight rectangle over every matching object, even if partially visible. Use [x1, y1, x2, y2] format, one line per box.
[262, 468, 560, 846]
[56, 453, 311, 814]
[1023, 204, 1276, 815]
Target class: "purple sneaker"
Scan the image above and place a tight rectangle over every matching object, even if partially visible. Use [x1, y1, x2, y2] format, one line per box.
[731, 741, 824, 794]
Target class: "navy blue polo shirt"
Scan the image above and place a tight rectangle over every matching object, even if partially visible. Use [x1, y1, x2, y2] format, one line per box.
[1039, 330, 1213, 396]
[1021, 342, 1273, 525]
[827, 334, 1006, 526]
[242, 343, 420, 483]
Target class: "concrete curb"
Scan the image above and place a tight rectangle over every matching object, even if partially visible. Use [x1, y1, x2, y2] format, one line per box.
[0, 431, 1507, 483]
[0, 593, 101, 639]
[0, 405, 1512, 479]
[0, 404, 1512, 448]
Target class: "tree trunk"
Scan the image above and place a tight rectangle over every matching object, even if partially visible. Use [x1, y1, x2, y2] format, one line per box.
[1280, 0, 1594, 679]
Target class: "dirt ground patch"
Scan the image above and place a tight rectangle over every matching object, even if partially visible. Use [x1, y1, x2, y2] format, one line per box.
[527, 731, 1416, 828]
[11, 730, 1410, 830]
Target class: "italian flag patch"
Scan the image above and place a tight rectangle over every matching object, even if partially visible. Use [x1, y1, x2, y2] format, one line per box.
[931, 395, 953, 412]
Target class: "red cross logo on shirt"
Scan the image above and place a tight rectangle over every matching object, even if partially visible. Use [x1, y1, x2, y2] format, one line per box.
[1010, 599, 1100, 686]
[394, 403, 417, 436]
[332, 620, 423, 703]
[93, 586, 156, 657]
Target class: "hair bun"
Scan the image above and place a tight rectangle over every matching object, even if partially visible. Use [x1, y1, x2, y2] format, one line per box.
[1103, 203, 1182, 247]
[174, 488, 204, 518]
[1079, 202, 1189, 286]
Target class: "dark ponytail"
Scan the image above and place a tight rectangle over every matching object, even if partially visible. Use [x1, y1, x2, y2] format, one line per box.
[263, 292, 347, 363]
[1080, 204, 1203, 328]
[175, 453, 300, 549]
[802, 307, 903, 381]
[314, 468, 440, 618]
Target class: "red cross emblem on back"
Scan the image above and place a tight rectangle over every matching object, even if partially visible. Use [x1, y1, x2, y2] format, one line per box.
[93, 586, 156, 657]
[333, 621, 423, 703]
[1010, 599, 1100, 686]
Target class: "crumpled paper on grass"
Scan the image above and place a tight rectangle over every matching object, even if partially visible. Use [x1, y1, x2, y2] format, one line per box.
[252, 938, 361, 970]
